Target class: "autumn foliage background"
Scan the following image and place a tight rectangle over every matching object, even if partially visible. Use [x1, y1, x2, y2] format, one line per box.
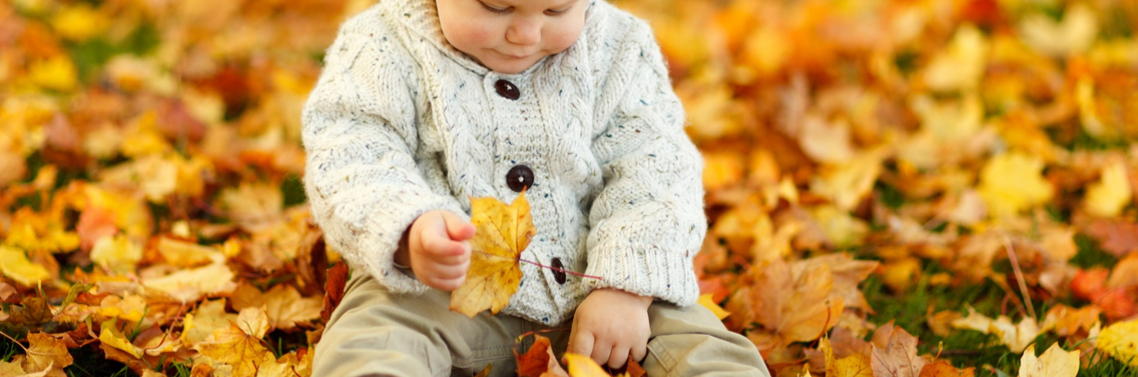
[2, 0, 1137, 376]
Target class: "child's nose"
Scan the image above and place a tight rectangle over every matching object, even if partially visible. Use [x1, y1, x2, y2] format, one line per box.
[505, 20, 541, 46]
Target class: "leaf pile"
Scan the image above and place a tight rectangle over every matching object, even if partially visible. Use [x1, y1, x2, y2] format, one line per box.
[1, 0, 365, 375]
[612, 0, 1138, 375]
[1, 0, 1137, 376]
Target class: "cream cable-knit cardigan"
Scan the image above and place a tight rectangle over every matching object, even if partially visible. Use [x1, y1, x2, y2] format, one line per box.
[302, 0, 706, 325]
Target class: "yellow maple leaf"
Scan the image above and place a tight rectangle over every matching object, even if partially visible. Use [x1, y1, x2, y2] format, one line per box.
[919, 360, 974, 376]
[99, 319, 143, 359]
[923, 25, 987, 92]
[1017, 344, 1079, 377]
[977, 152, 1054, 218]
[90, 235, 143, 274]
[0, 245, 51, 287]
[1097, 319, 1138, 367]
[22, 333, 74, 372]
[562, 353, 610, 377]
[951, 306, 1039, 353]
[821, 337, 872, 377]
[450, 192, 533, 318]
[28, 56, 78, 92]
[1019, 4, 1098, 58]
[50, 4, 107, 41]
[156, 237, 226, 267]
[142, 262, 237, 302]
[97, 293, 148, 323]
[195, 308, 273, 376]
[1084, 161, 1133, 218]
[181, 299, 238, 345]
[230, 283, 322, 330]
[698, 294, 730, 320]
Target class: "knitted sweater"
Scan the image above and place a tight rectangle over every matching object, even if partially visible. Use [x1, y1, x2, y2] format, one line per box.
[302, 0, 706, 325]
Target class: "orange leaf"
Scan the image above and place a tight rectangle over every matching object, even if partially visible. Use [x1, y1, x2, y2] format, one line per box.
[919, 360, 974, 377]
[515, 334, 567, 377]
[321, 262, 349, 322]
[450, 192, 533, 318]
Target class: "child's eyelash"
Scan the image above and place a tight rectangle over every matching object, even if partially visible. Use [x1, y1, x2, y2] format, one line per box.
[479, 2, 511, 14]
[545, 8, 569, 16]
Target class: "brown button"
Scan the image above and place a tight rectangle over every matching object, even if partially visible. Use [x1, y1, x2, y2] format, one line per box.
[506, 165, 534, 193]
[494, 79, 520, 100]
[551, 257, 566, 285]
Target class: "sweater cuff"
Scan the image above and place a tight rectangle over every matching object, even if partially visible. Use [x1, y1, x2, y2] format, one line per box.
[583, 230, 700, 307]
[351, 192, 466, 295]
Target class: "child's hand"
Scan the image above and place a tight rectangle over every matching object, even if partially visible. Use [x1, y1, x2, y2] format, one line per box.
[396, 210, 475, 291]
[567, 288, 653, 369]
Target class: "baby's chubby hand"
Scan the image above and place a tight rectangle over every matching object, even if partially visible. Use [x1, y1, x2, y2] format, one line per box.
[567, 288, 653, 369]
[395, 210, 475, 291]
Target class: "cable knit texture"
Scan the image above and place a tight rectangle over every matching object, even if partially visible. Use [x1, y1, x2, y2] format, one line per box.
[302, 0, 706, 325]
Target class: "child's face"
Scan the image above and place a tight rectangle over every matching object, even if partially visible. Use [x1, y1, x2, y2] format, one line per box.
[437, 0, 587, 74]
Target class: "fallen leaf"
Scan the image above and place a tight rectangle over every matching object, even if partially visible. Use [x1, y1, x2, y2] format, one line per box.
[563, 353, 610, 377]
[515, 334, 567, 377]
[1040, 304, 1101, 337]
[950, 306, 1040, 352]
[977, 152, 1054, 218]
[89, 235, 143, 274]
[1083, 161, 1133, 218]
[99, 319, 142, 359]
[698, 294, 730, 320]
[141, 262, 237, 302]
[450, 193, 533, 318]
[752, 259, 845, 346]
[1017, 343, 1079, 377]
[1084, 219, 1138, 257]
[9, 297, 54, 325]
[822, 336, 873, 377]
[230, 283, 322, 330]
[181, 299, 237, 345]
[321, 262, 349, 322]
[195, 308, 273, 376]
[1097, 319, 1138, 367]
[22, 333, 73, 372]
[0, 245, 52, 287]
[919, 360, 974, 377]
[870, 325, 928, 377]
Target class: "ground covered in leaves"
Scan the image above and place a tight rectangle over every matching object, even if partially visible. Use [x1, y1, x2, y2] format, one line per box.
[1, 0, 1137, 376]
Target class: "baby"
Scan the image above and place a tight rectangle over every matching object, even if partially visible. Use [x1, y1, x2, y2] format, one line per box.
[302, 0, 771, 375]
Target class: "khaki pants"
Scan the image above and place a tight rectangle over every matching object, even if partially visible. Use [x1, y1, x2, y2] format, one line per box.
[313, 272, 771, 377]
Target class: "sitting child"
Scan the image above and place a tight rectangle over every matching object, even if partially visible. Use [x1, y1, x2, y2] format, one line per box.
[302, 0, 772, 375]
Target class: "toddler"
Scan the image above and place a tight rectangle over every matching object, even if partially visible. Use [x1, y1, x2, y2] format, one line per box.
[302, 0, 771, 375]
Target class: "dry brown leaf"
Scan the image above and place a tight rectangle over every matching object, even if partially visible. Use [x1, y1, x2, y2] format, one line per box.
[450, 192, 533, 318]
[870, 325, 928, 377]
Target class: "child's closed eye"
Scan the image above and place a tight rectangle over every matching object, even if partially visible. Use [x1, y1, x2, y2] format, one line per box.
[478, 1, 511, 15]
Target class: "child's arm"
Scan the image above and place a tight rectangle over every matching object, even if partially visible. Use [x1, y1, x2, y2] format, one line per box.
[582, 8, 705, 309]
[571, 7, 707, 368]
[302, 15, 467, 295]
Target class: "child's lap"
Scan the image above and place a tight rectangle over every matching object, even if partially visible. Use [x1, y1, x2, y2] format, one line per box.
[314, 271, 770, 377]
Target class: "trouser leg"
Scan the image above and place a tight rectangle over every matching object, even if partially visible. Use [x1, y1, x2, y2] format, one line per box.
[641, 302, 772, 376]
[312, 272, 526, 377]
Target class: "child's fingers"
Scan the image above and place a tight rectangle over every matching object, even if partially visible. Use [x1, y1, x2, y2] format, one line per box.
[441, 211, 475, 241]
[631, 343, 647, 364]
[606, 346, 630, 369]
[566, 330, 595, 363]
[590, 339, 612, 368]
[423, 274, 466, 291]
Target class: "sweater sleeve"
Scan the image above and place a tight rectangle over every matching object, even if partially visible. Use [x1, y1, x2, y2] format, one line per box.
[302, 18, 464, 295]
[583, 13, 705, 307]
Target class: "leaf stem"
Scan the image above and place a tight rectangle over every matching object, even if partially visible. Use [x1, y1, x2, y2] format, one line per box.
[473, 250, 603, 280]
[518, 258, 603, 280]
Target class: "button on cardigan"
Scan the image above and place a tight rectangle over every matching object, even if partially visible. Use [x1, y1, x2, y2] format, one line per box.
[301, 0, 707, 325]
